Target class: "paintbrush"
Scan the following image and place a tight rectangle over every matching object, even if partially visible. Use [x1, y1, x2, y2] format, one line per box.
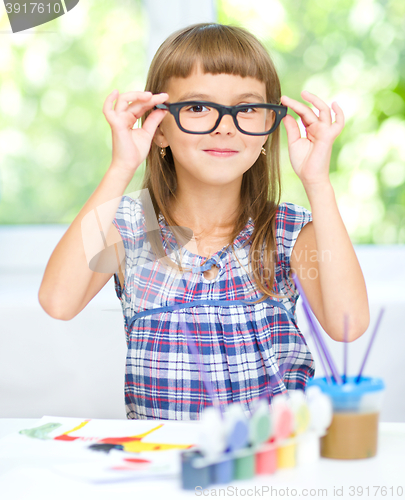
[293, 274, 342, 384]
[355, 308, 384, 383]
[343, 314, 349, 384]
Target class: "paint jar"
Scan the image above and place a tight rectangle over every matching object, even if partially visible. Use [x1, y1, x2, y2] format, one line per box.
[233, 445, 255, 480]
[256, 438, 277, 474]
[181, 449, 211, 490]
[210, 449, 234, 484]
[307, 376, 385, 459]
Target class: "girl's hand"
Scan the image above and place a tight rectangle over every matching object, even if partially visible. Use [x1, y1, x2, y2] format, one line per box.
[102, 90, 168, 174]
[280, 91, 344, 187]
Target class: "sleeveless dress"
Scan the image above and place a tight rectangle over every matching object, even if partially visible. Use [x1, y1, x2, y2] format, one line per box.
[113, 195, 315, 420]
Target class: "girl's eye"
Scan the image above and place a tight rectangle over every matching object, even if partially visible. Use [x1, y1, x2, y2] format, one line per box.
[187, 105, 210, 113]
[239, 106, 256, 113]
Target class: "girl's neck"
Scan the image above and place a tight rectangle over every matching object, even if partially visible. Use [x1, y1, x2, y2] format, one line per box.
[169, 185, 240, 237]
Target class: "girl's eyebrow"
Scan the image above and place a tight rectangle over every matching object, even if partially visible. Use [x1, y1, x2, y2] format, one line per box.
[176, 92, 266, 103]
[236, 93, 265, 103]
[177, 92, 211, 101]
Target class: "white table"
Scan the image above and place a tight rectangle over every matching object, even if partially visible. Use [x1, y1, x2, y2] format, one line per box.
[0, 419, 404, 500]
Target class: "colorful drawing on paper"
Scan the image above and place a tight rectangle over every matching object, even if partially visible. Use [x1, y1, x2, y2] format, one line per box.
[19, 418, 194, 454]
[19, 422, 62, 439]
[14, 416, 199, 482]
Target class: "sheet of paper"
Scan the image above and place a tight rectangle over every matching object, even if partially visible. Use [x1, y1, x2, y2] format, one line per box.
[0, 416, 200, 483]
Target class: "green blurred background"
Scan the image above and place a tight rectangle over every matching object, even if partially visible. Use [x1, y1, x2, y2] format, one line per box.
[1, 0, 404, 243]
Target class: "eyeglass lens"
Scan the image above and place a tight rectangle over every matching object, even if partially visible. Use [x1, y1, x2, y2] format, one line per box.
[178, 104, 276, 134]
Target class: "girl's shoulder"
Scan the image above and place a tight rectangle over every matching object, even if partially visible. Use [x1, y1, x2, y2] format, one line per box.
[273, 201, 313, 263]
[114, 193, 159, 232]
[114, 193, 143, 228]
[115, 193, 143, 218]
[113, 194, 153, 253]
[275, 201, 312, 229]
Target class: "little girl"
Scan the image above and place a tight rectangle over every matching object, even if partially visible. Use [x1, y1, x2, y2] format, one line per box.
[39, 23, 369, 420]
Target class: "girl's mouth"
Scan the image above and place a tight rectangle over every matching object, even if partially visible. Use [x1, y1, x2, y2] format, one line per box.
[203, 149, 239, 157]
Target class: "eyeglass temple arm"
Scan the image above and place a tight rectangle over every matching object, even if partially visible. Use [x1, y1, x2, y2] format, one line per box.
[277, 104, 288, 118]
[154, 104, 169, 111]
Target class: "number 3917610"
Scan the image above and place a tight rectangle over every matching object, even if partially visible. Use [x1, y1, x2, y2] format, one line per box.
[5, 3, 62, 14]
[349, 486, 404, 497]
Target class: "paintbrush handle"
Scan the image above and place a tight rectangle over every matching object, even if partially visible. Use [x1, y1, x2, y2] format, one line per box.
[175, 305, 223, 414]
[302, 304, 332, 384]
[356, 308, 384, 383]
[293, 274, 342, 384]
[343, 315, 349, 384]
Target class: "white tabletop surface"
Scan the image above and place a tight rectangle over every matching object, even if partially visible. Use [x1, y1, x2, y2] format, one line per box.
[0, 419, 404, 500]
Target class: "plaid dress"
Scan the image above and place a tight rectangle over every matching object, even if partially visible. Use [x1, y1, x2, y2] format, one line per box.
[113, 195, 314, 420]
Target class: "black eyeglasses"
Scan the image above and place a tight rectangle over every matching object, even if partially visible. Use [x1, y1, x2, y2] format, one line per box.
[154, 101, 288, 135]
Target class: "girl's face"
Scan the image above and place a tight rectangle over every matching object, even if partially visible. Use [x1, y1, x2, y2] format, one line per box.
[154, 66, 269, 190]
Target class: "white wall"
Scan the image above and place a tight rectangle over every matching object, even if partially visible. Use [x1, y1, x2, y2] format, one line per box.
[0, 225, 404, 421]
[0, 225, 127, 419]
[144, 0, 216, 65]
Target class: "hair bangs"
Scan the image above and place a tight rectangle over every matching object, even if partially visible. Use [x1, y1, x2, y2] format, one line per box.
[149, 24, 272, 94]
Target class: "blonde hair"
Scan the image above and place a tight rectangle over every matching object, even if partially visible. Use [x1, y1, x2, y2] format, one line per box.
[141, 23, 285, 302]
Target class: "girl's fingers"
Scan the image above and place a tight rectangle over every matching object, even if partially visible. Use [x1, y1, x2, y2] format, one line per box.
[282, 92, 344, 136]
[103, 90, 169, 130]
[126, 93, 168, 119]
[282, 114, 302, 144]
[301, 90, 332, 124]
[114, 91, 152, 113]
[115, 91, 168, 114]
[281, 95, 319, 128]
[102, 89, 119, 120]
[142, 108, 168, 137]
[331, 101, 345, 133]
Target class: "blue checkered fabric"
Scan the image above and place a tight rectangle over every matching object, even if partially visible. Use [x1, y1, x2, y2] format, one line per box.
[113, 195, 315, 420]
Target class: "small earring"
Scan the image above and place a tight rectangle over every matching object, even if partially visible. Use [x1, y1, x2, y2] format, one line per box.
[261, 146, 266, 156]
[160, 147, 166, 158]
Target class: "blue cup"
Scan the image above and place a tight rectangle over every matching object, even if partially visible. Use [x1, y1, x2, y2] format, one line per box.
[307, 376, 385, 459]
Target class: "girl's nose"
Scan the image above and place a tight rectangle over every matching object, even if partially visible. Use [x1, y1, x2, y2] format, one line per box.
[213, 113, 236, 135]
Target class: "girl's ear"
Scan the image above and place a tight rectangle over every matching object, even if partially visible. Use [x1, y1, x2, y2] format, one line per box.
[153, 125, 169, 148]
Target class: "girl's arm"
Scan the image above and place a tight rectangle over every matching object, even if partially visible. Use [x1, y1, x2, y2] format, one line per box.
[38, 90, 168, 320]
[281, 91, 369, 342]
